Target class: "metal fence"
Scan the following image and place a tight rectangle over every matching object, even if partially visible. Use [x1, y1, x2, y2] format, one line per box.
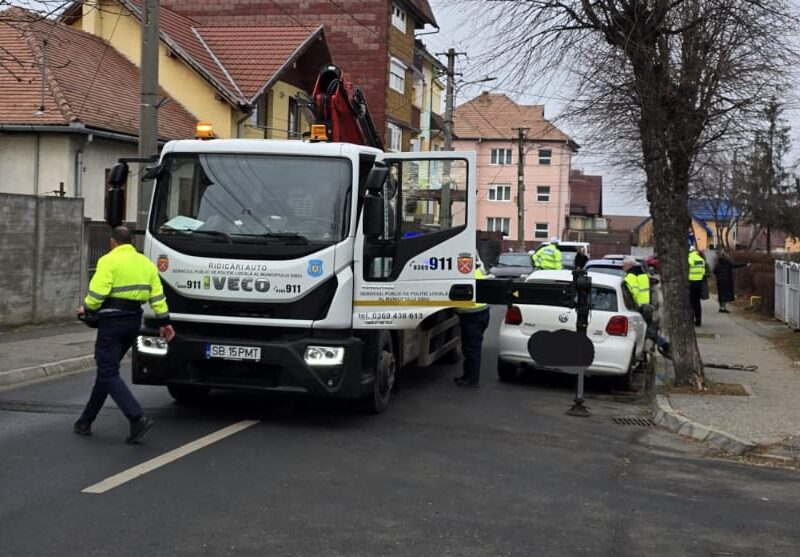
[775, 260, 800, 329]
[84, 220, 137, 273]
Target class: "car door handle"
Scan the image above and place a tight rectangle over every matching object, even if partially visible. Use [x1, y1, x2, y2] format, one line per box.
[449, 284, 474, 301]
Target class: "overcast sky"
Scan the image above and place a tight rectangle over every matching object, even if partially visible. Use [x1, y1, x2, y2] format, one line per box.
[425, 0, 800, 217]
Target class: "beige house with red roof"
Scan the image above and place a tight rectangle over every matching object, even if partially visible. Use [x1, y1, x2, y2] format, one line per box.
[0, 3, 332, 220]
[0, 9, 197, 219]
[453, 92, 578, 247]
[62, 0, 332, 140]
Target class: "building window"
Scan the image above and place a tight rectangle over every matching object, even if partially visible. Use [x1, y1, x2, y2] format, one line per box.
[534, 222, 549, 240]
[490, 148, 512, 165]
[487, 217, 510, 235]
[389, 58, 406, 93]
[539, 149, 552, 165]
[388, 122, 402, 151]
[287, 97, 301, 139]
[391, 3, 407, 32]
[488, 184, 512, 201]
[537, 185, 551, 202]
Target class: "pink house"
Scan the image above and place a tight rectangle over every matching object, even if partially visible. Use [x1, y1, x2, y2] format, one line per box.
[453, 93, 578, 249]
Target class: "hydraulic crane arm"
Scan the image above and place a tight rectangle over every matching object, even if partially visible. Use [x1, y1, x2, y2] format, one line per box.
[308, 64, 385, 150]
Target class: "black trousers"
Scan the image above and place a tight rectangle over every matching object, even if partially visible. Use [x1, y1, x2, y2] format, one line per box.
[689, 281, 704, 326]
[458, 308, 491, 383]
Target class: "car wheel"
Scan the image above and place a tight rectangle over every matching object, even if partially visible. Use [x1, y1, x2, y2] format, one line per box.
[167, 384, 211, 404]
[497, 358, 519, 382]
[362, 331, 395, 414]
[613, 351, 637, 392]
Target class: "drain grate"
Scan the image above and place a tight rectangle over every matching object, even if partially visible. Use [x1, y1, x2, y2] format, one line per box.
[612, 416, 655, 427]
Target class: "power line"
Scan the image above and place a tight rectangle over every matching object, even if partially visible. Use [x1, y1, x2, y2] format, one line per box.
[266, 0, 306, 28]
[76, 7, 123, 118]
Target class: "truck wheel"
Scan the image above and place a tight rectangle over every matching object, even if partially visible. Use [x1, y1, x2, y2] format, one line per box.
[363, 332, 395, 414]
[497, 358, 519, 382]
[167, 384, 210, 404]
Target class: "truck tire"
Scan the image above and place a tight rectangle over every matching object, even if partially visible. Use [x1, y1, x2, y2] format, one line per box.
[497, 358, 519, 382]
[167, 384, 211, 404]
[363, 331, 395, 414]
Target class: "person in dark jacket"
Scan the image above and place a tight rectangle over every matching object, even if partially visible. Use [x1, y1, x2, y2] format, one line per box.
[713, 250, 748, 313]
[573, 247, 588, 270]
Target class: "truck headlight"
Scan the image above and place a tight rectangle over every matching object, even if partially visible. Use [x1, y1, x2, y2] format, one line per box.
[304, 346, 345, 367]
[137, 335, 168, 357]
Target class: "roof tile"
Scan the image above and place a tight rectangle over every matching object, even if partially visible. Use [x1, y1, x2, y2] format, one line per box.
[454, 92, 572, 143]
[0, 9, 197, 139]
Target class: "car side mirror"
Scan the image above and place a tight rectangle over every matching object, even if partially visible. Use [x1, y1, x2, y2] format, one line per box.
[105, 186, 125, 228]
[363, 195, 383, 238]
[108, 162, 129, 187]
[142, 163, 165, 181]
[365, 162, 388, 194]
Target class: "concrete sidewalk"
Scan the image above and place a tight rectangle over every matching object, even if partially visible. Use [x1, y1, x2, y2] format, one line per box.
[655, 298, 800, 461]
[0, 321, 96, 388]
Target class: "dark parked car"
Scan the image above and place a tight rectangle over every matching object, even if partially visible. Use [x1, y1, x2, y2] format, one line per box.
[489, 252, 534, 279]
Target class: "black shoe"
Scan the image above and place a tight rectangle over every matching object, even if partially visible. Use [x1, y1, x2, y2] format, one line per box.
[720, 309, 730, 313]
[73, 420, 91, 436]
[455, 378, 479, 388]
[126, 416, 154, 444]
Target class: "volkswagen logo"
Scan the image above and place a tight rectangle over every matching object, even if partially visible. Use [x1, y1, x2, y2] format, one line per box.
[558, 312, 570, 323]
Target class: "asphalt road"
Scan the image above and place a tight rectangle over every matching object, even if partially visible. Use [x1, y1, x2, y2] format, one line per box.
[1, 308, 798, 556]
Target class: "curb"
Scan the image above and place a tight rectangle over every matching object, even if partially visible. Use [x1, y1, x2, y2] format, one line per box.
[650, 394, 758, 456]
[0, 355, 95, 388]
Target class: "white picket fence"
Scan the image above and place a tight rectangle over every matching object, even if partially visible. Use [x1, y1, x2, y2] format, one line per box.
[775, 260, 800, 329]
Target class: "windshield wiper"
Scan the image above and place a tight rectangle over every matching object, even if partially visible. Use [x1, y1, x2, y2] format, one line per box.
[232, 232, 309, 245]
[161, 228, 234, 244]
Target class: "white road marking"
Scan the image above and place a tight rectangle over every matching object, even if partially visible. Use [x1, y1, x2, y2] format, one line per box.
[81, 420, 259, 494]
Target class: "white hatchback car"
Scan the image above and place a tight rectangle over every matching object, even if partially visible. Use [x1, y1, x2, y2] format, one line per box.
[497, 270, 647, 388]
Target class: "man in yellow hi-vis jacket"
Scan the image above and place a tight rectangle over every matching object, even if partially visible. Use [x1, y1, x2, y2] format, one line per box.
[75, 226, 175, 444]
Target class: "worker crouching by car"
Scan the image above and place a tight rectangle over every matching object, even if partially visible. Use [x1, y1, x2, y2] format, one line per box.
[622, 256, 671, 359]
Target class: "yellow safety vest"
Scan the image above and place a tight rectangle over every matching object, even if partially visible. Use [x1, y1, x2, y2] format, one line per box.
[625, 272, 650, 305]
[84, 244, 170, 322]
[457, 267, 488, 313]
[637, 273, 651, 305]
[536, 245, 563, 270]
[688, 251, 706, 282]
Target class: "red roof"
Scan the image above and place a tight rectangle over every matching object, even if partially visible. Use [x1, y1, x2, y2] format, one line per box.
[0, 9, 197, 139]
[196, 26, 321, 101]
[123, 1, 327, 105]
[454, 92, 574, 145]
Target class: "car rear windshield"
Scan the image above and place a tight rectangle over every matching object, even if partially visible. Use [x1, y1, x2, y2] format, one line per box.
[527, 282, 618, 311]
[497, 253, 533, 267]
[585, 266, 625, 277]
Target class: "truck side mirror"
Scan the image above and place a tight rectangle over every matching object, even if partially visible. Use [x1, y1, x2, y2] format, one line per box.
[363, 195, 383, 238]
[105, 186, 125, 228]
[108, 162, 129, 187]
[142, 163, 165, 181]
[365, 162, 388, 194]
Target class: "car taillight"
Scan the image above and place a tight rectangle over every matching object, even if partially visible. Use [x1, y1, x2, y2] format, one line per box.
[606, 315, 629, 336]
[505, 305, 522, 325]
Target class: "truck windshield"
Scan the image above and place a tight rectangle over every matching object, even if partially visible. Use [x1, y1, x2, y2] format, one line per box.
[151, 154, 352, 244]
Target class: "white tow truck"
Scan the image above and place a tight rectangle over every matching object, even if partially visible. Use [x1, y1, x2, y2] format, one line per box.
[106, 73, 477, 412]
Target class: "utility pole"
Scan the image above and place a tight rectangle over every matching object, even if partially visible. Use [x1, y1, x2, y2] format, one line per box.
[136, 0, 160, 231]
[513, 127, 528, 251]
[441, 48, 465, 151]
